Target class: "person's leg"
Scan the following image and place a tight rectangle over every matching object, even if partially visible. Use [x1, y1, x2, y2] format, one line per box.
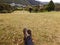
[27, 30, 34, 45]
[27, 30, 32, 36]
[23, 28, 27, 37]
[23, 28, 28, 45]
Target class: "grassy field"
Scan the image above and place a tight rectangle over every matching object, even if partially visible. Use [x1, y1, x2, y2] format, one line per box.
[0, 11, 60, 45]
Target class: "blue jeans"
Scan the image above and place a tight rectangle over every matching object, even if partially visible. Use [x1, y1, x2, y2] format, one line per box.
[25, 36, 33, 45]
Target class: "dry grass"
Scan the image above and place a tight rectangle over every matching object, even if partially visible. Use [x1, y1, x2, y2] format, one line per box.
[0, 11, 60, 45]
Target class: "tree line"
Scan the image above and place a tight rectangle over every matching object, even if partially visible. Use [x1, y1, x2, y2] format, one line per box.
[0, 0, 60, 13]
[0, 3, 15, 13]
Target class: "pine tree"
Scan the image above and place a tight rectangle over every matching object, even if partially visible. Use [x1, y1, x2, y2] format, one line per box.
[46, 0, 55, 11]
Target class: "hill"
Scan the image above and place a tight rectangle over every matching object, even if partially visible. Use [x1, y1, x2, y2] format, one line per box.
[0, 0, 41, 5]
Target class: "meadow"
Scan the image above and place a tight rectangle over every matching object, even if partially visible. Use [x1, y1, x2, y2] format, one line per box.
[0, 11, 60, 45]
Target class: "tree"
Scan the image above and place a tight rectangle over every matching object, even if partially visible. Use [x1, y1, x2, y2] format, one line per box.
[46, 0, 55, 11]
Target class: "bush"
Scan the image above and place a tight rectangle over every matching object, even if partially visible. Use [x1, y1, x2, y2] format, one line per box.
[29, 8, 33, 13]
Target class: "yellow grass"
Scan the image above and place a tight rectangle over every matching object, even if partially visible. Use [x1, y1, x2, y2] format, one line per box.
[0, 11, 60, 45]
